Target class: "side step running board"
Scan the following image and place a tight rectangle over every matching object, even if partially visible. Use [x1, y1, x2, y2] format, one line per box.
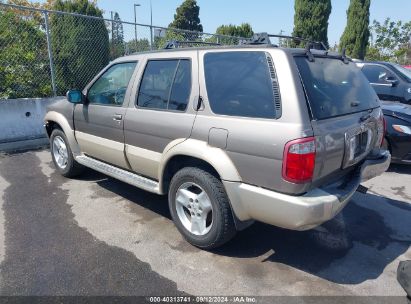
[75, 155, 161, 194]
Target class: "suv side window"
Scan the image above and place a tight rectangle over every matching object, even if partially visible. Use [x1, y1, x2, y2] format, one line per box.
[204, 51, 278, 119]
[88, 62, 137, 106]
[137, 59, 191, 111]
[362, 65, 393, 84]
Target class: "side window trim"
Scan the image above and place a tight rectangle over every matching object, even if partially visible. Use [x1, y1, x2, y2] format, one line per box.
[265, 52, 282, 119]
[86, 61, 138, 107]
[135, 58, 192, 113]
[166, 60, 182, 109]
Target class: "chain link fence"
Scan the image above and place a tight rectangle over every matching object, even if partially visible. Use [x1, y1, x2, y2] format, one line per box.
[0, 3, 242, 99]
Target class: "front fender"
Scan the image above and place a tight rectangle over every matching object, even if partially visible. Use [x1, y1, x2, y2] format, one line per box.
[44, 111, 81, 155]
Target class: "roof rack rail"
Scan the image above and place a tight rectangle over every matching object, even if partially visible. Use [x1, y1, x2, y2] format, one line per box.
[242, 32, 328, 51]
[163, 40, 221, 49]
[341, 48, 349, 64]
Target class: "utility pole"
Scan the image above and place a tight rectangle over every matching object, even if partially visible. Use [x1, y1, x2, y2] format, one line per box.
[150, 0, 153, 50]
[110, 11, 114, 40]
[110, 11, 114, 58]
[134, 3, 141, 50]
[279, 30, 284, 47]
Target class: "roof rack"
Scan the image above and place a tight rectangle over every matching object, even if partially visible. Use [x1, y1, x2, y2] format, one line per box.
[242, 32, 328, 51]
[163, 40, 221, 49]
[341, 48, 349, 64]
[240, 33, 272, 45]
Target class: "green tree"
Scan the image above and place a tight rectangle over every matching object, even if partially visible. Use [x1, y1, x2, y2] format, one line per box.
[292, 0, 332, 48]
[216, 23, 253, 38]
[339, 0, 370, 60]
[367, 18, 411, 64]
[110, 12, 125, 59]
[365, 46, 389, 62]
[50, 0, 110, 94]
[212, 23, 253, 45]
[169, 0, 203, 32]
[0, 11, 52, 98]
[126, 38, 151, 53]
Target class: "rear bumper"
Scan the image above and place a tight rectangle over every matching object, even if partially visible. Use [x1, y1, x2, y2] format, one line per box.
[224, 150, 391, 231]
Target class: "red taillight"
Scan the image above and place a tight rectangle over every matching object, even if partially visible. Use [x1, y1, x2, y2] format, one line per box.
[282, 137, 316, 183]
[377, 112, 386, 147]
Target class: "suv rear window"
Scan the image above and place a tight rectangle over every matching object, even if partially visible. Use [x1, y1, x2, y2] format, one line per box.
[295, 57, 379, 120]
[204, 52, 278, 119]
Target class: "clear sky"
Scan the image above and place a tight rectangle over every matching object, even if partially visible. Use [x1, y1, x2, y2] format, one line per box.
[36, 0, 411, 45]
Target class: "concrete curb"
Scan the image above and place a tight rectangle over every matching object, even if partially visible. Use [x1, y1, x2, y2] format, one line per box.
[0, 137, 49, 153]
[0, 97, 63, 152]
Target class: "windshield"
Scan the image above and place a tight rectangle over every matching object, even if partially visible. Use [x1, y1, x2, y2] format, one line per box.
[392, 63, 411, 82]
[295, 57, 380, 120]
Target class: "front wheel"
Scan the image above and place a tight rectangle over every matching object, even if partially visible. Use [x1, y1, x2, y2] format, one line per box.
[50, 129, 84, 178]
[168, 167, 237, 249]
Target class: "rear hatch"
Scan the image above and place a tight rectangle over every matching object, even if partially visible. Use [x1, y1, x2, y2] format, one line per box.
[295, 56, 383, 186]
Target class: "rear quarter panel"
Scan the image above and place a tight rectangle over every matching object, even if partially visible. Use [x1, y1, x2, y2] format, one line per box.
[193, 48, 314, 195]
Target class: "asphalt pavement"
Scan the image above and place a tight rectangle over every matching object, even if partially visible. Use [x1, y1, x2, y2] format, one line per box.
[0, 149, 410, 297]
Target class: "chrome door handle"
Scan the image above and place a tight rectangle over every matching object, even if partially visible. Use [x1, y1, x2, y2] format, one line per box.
[112, 114, 123, 121]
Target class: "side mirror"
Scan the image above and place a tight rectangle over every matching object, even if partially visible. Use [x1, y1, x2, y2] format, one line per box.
[386, 76, 399, 87]
[66, 90, 84, 104]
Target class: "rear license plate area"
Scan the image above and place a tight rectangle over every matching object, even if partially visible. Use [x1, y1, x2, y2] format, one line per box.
[343, 127, 373, 168]
[351, 131, 368, 159]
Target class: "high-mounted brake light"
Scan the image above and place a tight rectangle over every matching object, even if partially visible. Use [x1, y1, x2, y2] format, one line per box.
[282, 137, 316, 183]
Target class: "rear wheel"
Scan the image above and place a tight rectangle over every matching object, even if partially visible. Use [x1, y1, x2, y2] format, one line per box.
[168, 167, 237, 249]
[50, 129, 84, 177]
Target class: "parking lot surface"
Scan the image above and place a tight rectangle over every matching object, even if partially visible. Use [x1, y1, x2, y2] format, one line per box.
[0, 149, 410, 296]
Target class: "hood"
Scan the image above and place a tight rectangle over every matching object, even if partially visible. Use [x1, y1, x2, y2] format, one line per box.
[381, 101, 411, 123]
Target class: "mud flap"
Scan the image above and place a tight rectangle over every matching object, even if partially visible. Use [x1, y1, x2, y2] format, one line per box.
[356, 184, 368, 194]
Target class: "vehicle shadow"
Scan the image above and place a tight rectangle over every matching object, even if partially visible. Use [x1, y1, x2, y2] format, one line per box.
[215, 192, 411, 284]
[388, 163, 411, 174]
[87, 170, 411, 285]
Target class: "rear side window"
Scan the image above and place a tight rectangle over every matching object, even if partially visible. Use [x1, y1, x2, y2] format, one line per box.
[137, 59, 191, 111]
[295, 57, 379, 120]
[204, 52, 279, 119]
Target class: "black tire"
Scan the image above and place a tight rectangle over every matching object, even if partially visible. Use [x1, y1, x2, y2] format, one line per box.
[50, 128, 84, 178]
[168, 167, 237, 249]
